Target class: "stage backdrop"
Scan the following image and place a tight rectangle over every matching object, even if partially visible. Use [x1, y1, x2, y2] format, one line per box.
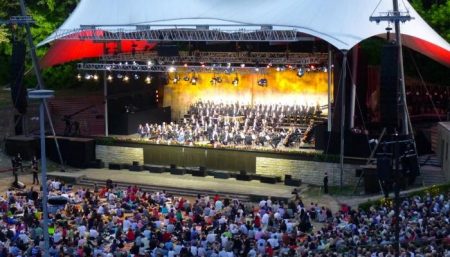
[163, 69, 330, 120]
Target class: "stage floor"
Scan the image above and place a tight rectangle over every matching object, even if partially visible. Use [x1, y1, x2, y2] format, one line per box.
[105, 134, 318, 154]
[48, 168, 298, 201]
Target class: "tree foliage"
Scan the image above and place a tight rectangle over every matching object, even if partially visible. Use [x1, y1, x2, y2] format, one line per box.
[411, 0, 450, 42]
[0, 0, 79, 87]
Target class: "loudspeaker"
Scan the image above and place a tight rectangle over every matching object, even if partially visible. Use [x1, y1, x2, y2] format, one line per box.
[380, 43, 399, 128]
[377, 156, 392, 181]
[10, 41, 28, 115]
[14, 115, 23, 135]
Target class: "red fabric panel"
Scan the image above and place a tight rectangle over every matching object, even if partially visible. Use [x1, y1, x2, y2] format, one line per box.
[40, 30, 156, 68]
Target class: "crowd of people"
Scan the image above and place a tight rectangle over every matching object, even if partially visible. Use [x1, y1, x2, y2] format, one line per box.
[137, 101, 323, 148]
[0, 178, 449, 257]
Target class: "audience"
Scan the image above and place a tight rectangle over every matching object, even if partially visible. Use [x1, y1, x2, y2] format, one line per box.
[0, 180, 449, 257]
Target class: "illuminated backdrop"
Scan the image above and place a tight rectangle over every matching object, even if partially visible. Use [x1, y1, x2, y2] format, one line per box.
[163, 69, 330, 120]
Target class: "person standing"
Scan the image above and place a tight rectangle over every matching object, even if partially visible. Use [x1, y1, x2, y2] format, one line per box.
[32, 156, 39, 185]
[323, 172, 329, 194]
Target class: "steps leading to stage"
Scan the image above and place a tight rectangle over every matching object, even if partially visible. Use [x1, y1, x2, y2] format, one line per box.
[77, 177, 256, 203]
[419, 166, 446, 186]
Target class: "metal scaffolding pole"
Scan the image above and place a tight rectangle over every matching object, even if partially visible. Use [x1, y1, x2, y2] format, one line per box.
[349, 46, 358, 129]
[339, 51, 348, 188]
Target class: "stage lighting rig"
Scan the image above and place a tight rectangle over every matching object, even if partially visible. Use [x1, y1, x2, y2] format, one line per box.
[297, 67, 305, 77]
[232, 76, 239, 86]
[76, 73, 82, 81]
[107, 74, 114, 82]
[133, 74, 140, 80]
[258, 78, 268, 87]
[145, 75, 152, 84]
[123, 74, 130, 82]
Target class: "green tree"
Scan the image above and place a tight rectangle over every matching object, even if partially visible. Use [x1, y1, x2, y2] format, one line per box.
[411, 0, 450, 42]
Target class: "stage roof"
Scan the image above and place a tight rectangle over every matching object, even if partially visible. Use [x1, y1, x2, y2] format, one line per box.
[39, 0, 450, 67]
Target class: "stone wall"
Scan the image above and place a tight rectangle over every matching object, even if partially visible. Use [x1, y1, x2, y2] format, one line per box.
[96, 145, 144, 165]
[256, 157, 360, 186]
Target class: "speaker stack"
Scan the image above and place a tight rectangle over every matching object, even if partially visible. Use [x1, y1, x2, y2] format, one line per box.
[380, 43, 399, 130]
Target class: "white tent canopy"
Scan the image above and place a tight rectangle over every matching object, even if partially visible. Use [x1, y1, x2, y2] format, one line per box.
[39, 0, 450, 66]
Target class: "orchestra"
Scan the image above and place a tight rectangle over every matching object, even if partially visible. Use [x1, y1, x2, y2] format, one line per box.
[137, 101, 323, 148]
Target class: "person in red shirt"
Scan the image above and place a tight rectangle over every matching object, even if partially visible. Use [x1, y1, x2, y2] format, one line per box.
[213, 194, 220, 204]
[126, 228, 135, 242]
[254, 214, 261, 228]
[265, 244, 274, 257]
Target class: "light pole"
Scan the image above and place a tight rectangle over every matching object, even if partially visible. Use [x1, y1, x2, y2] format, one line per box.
[28, 89, 54, 257]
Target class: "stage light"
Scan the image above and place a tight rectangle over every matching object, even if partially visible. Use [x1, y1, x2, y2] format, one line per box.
[168, 66, 176, 73]
[117, 73, 123, 79]
[93, 74, 99, 81]
[133, 74, 140, 80]
[147, 60, 153, 66]
[276, 66, 281, 72]
[145, 75, 152, 84]
[85, 74, 92, 80]
[232, 76, 239, 86]
[76, 73, 82, 81]
[107, 74, 113, 82]
[255, 68, 260, 72]
[258, 78, 268, 87]
[123, 75, 130, 82]
[240, 64, 245, 68]
[297, 68, 305, 78]
[173, 75, 180, 84]
[191, 77, 197, 85]
[323, 67, 328, 73]
[183, 75, 190, 81]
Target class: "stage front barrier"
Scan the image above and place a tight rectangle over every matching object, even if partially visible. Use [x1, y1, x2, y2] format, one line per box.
[96, 142, 363, 186]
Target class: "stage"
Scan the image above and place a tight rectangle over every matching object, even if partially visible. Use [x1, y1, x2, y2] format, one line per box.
[48, 168, 299, 202]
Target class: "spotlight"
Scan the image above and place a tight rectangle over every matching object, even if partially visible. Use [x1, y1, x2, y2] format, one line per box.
[93, 74, 99, 81]
[123, 75, 130, 82]
[240, 64, 245, 68]
[323, 67, 328, 73]
[255, 68, 260, 72]
[258, 78, 268, 87]
[145, 75, 152, 84]
[183, 75, 190, 81]
[117, 73, 123, 79]
[168, 66, 176, 73]
[297, 68, 305, 78]
[85, 74, 92, 80]
[133, 74, 140, 80]
[191, 77, 197, 85]
[76, 73, 82, 81]
[147, 60, 153, 66]
[232, 77, 239, 86]
[107, 74, 113, 82]
[173, 75, 180, 84]
[276, 67, 281, 72]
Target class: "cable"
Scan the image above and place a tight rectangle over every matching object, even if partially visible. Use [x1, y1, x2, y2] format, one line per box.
[370, 0, 384, 17]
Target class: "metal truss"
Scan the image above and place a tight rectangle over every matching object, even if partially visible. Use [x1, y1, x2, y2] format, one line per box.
[0, 16, 34, 25]
[77, 62, 268, 75]
[101, 51, 328, 65]
[51, 26, 313, 42]
[370, 11, 413, 23]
